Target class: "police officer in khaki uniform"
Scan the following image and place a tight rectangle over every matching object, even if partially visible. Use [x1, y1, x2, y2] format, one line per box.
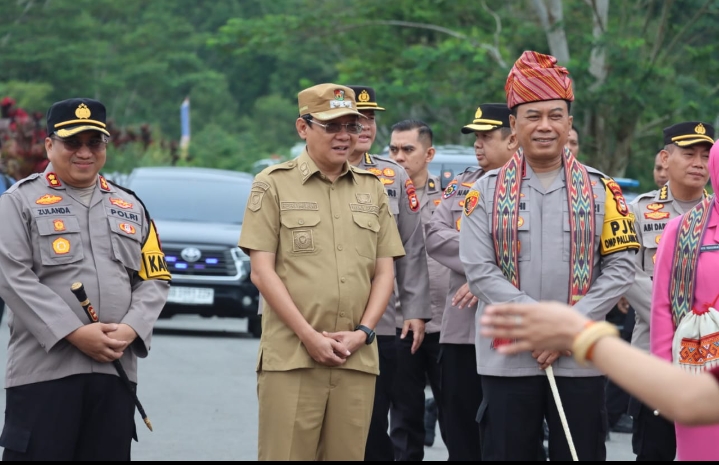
[345, 85, 431, 461]
[459, 51, 639, 461]
[0, 98, 171, 461]
[385, 119, 447, 460]
[239, 84, 405, 461]
[426, 103, 516, 461]
[624, 121, 714, 461]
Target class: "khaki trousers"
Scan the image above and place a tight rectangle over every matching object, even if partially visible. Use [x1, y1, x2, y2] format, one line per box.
[257, 367, 376, 461]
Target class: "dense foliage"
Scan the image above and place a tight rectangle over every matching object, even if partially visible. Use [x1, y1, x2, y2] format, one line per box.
[1, 0, 717, 190]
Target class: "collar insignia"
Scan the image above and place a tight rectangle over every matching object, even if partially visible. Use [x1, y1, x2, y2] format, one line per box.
[658, 185, 669, 201]
[428, 179, 436, 190]
[46, 173, 62, 188]
[99, 175, 110, 192]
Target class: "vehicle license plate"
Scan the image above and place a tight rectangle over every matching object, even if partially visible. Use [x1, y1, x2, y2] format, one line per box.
[167, 287, 214, 305]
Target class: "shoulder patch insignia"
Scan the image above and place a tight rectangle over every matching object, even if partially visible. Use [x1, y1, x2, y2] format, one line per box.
[248, 191, 265, 212]
[109, 197, 133, 209]
[405, 179, 420, 212]
[443, 180, 458, 199]
[35, 194, 63, 205]
[603, 179, 629, 216]
[252, 181, 270, 191]
[464, 190, 480, 216]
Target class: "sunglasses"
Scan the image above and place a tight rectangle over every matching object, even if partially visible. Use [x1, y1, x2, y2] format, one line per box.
[51, 136, 109, 152]
[309, 120, 364, 135]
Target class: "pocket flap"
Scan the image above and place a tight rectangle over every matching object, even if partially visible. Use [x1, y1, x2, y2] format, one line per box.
[280, 212, 321, 229]
[352, 213, 380, 232]
[36, 216, 81, 236]
[0, 422, 30, 453]
[109, 218, 143, 243]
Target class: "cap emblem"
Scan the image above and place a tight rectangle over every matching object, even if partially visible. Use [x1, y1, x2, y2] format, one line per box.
[475, 107, 483, 119]
[695, 123, 706, 135]
[358, 90, 370, 103]
[334, 89, 345, 101]
[75, 103, 91, 119]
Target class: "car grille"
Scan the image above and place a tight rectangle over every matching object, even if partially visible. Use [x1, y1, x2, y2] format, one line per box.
[162, 247, 237, 277]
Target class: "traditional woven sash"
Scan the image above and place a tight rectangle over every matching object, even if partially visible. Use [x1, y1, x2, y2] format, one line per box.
[491, 148, 595, 347]
[669, 196, 714, 327]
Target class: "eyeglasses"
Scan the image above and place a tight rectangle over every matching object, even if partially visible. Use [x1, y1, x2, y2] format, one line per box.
[310, 120, 364, 135]
[51, 136, 109, 152]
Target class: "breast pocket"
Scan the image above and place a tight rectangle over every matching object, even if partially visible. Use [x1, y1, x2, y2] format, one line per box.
[108, 218, 142, 271]
[36, 217, 84, 265]
[280, 211, 321, 256]
[642, 234, 659, 275]
[517, 212, 531, 261]
[352, 212, 380, 260]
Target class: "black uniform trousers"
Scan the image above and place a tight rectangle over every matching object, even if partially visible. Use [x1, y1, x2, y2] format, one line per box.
[479, 375, 607, 461]
[365, 335, 397, 461]
[629, 397, 676, 461]
[605, 307, 635, 428]
[440, 343, 482, 461]
[0, 373, 137, 461]
[390, 330, 444, 461]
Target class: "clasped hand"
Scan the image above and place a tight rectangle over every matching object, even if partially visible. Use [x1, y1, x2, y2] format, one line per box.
[66, 323, 138, 363]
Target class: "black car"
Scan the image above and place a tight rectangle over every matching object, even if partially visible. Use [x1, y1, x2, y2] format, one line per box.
[124, 167, 261, 337]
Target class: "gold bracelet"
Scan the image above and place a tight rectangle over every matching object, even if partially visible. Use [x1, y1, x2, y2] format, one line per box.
[572, 321, 620, 366]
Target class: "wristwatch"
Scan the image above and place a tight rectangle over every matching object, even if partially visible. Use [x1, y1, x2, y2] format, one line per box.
[355, 325, 376, 345]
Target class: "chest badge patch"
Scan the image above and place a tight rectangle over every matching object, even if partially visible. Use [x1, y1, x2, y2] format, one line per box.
[645, 211, 670, 220]
[53, 219, 66, 232]
[368, 168, 382, 177]
[433, 199, 441, 206]
[464, 190, 480, 216]
[381, 177, 394, 186]
[518, 216, 525, 228]
[356, 193, 372, 204]
[52, 237, 70, 255]
[382, 168, 395, 178]
[36, 194, 63, 205]
[120, 223, 136, 235]
[110, 197, 133, 209]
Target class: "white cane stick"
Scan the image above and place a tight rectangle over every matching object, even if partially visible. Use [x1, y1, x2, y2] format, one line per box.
[546, 365, 578, 461]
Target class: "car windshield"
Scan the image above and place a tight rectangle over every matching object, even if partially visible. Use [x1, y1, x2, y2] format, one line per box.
[128, 176, 250, 224]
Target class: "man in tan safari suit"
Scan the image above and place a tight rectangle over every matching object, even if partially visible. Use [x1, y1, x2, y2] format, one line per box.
[239, 83, 405, 461]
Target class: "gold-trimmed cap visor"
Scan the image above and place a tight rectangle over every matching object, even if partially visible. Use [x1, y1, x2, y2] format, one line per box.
[672, 135, 715, 147]
[347, 85, 386, 112]
[356, 102, 386, 111]
[460, 103, 511, 134]
[55, 125, 111, 138]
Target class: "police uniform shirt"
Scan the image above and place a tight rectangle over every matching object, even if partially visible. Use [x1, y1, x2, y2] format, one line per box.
[459, 163, 637, 377]
[418, 174, 448, 335]
[426, 167, 485, 345]
[625, 183, 705, 351]
[357, 153, 430, 336]
[239, 150, 405, 375]
[0, 165, 170, 388]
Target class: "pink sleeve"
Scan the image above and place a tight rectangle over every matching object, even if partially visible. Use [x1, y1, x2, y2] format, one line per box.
[650, 217, 680, 362]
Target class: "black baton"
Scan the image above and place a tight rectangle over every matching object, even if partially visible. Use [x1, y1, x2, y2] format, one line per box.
[70, 282, 153, 432]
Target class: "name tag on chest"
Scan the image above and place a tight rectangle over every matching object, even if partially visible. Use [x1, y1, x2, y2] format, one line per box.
[700, 244, 719, 253]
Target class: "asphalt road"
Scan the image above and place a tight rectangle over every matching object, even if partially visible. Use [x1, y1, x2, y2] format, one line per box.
[0, 314, 636, 460]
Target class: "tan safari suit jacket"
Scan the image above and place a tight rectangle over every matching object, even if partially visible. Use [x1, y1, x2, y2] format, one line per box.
[0, 164, 170, 388]
[239, 150, 405, 375]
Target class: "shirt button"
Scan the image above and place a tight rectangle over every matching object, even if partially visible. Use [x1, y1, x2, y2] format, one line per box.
[368, 221, 373, 227]
[337, 245, 343, 251]
[334, 214, 340, 219]
[298, 219, 305, 225]
[340, 312, 346, 317]
[341, 277, 346, 283]
[331, 187, 335, 191]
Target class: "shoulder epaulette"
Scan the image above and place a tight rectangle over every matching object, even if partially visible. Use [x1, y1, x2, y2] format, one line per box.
[350, 165, 379, 177]
[584, 165, 609, 178]
[631, 189, 660, 204]
[264, 160, 297, 175]
[4, 173, 42, 194]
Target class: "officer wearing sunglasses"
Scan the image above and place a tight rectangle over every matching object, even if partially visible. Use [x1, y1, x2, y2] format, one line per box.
[0, 98, 171, 460]
[240, 83, 405, 461]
